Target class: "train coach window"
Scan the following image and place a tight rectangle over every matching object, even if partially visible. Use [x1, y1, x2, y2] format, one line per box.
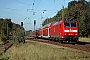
[64, 22, 70, 27]
[71, 22, 76, 27]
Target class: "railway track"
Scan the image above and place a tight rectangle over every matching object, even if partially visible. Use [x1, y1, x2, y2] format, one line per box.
[0, 41, 13, 55]
[25, 37, 90, 53]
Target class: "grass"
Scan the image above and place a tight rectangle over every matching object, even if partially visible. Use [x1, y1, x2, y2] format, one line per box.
[0, 39, 3, 44]
[0, 40, 90, 60]
[0, 39, 3, 54]
[79, 37, 90, 42]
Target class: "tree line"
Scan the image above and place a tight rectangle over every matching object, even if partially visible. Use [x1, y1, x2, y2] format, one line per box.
[42, 0, 90, 37]
[0, 18, 25, 43]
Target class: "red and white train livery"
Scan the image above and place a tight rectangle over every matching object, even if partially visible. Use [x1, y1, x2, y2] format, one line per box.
[33, 20, 79, 43]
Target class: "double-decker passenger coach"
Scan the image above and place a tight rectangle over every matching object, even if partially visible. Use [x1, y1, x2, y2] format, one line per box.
[33, 20, 79, 43]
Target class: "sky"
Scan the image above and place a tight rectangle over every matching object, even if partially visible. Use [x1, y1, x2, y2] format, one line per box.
[0, 0, 89, 31]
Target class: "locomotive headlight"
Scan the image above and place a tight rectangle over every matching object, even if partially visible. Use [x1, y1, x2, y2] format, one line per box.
[64, 33, 66, 35]
[70, 34, 73, 35]
[75, 33, 77, 35]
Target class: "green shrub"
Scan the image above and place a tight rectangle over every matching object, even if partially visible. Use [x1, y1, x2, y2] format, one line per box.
[0, 57, 9, 60]
[1, 36, 7, 43]
[11, 28, 25, 44]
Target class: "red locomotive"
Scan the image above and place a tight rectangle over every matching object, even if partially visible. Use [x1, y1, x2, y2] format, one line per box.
[33, 20, 78, 43]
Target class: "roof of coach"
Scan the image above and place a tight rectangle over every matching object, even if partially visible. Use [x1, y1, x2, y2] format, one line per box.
[42, 23, 51, 28]
[40, 20, 77, 28]
[64, 20, 77, 22]
[52, 21, 59, 26]
[41, 21, 59, 28]
[59, 20, 78, 23]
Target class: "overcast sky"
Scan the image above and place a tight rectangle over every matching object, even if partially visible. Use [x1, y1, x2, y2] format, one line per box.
[0, 0, 89, 31]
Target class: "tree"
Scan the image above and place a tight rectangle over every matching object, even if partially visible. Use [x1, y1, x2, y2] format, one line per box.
[42, 0, 90, 37]
[0, 18, 25, 43]
[68, 0, 90, 37]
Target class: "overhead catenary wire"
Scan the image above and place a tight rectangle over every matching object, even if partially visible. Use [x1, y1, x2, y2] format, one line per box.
[15, 0, 32, 5]
[0, 0, 40, 31]
[31, 0, 42, 15]
[34, 0, 35, 2]
[0, 0, 33, 20]
[0, 7, 27, 10]
[35, 0, 41, 10]
[0, 0, 32, 11]
[0, 0, 68, 30]
[0, 3, 33, 11]
[34, 0, 57, 19]
[0, 8, 27, 19]
[31, 0, 58, 16]
[42, 0, 60, 19]
[32, 0, 41, 10]
[43, 0, 66, 20]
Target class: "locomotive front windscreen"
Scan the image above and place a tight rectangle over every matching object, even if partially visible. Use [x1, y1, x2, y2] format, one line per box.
[64, 22, 76, 28]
